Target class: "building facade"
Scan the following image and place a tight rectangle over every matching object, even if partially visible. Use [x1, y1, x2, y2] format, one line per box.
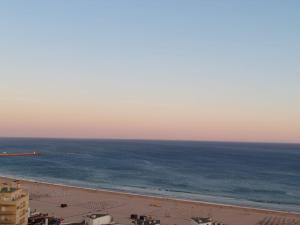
[0, 181, 29, 225]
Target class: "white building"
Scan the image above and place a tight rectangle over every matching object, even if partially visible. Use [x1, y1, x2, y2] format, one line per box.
[191, 217, 213, 225]
[85, 214, 113, 225]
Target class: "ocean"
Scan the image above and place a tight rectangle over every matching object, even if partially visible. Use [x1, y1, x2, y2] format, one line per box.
[0, 138, 299, 212]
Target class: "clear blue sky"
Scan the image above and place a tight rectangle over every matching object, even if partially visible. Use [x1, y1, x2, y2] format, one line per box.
[0, 1, 299, 142]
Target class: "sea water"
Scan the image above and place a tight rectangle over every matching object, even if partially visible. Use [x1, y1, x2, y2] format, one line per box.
[0, 138, 299, 212]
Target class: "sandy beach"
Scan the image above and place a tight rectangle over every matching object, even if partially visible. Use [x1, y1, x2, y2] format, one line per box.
[1, 177, 300, 225]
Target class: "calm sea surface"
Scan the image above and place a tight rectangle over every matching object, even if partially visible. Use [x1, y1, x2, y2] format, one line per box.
[0, 138, 299, 212]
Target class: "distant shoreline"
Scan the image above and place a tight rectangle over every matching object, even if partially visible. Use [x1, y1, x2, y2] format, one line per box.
[1, 175, 299, 217]
[1, 136, 299, 145]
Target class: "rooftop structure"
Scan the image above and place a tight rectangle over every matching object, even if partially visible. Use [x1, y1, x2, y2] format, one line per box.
[28, 212, 62, 225]
[85, 214, 113, 225]
[191, 217, 213, 225]
[131, 215, 161, 225]
[0, 180, 29, 225]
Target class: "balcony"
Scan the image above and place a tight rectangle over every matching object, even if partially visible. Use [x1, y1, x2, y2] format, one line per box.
[0, 206, 16, 215]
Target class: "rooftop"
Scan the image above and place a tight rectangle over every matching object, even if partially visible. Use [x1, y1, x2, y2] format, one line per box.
[192, 217, 213, 224]
[86, 214, 109, 219]
[133, 216, 160, 225]
[0, 187, 18, 193]
[0, 180, 23, 194]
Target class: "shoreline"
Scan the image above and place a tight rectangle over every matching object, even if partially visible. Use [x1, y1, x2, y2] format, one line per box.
[1, 175, 299, 217]
[1, 175, 300, 225]
[1, 136, 300, 145]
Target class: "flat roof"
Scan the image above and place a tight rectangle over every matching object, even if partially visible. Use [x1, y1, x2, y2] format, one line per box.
[192, 217, 212, 223]
[0, 187, 18, 193]
[86, 214, 109, 219]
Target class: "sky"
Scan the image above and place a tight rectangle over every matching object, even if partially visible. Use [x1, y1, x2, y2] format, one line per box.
[0, 1, 300, 143]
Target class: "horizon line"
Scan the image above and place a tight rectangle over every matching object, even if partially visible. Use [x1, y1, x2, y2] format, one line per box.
[0, 135, 299, 145]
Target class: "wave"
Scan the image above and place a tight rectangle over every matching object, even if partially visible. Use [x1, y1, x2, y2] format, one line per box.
[1, 172, 299, 214]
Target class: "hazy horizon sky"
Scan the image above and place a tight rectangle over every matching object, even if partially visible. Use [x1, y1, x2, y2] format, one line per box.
[1, 1, 300, 143]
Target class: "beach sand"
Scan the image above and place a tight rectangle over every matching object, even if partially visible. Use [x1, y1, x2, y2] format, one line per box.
[1, 177, 299, 225]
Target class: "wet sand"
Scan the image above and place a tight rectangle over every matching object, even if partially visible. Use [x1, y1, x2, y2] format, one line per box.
[1, 177, 299, 225]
